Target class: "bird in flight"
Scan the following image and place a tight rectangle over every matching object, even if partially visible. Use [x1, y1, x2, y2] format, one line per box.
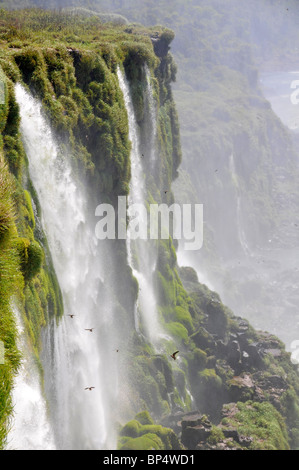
[170, 351, 179, 360]
[85, 328, 95, 332]
[67, 314, 75, 318]
[85, 387, 95, 391]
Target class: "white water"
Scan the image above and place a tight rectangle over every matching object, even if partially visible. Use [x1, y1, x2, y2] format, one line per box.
[15, 84, 118, 450]
[6, 307, 56, 450]
[117, 68, 163, 346]
[229, 153, 251, 256]
[145, 65, 158, 170]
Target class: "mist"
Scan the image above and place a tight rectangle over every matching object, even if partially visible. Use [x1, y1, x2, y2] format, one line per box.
[2, 0, 299, 453]
[24, 0, 299, 349]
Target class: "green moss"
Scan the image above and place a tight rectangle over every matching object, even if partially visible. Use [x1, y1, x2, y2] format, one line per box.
[118, 412, 182, 450]
[221, 401, 290, 450]
[120, 419, 141, 438]
[118, 433, 164, 450]
[207, 426, 225, 446]
[172, 306, 194, 334]
[189, 347, 208, 370]
[135, 410, 154, 426]
[164, 321, 189, 345]
[23, 190, 35, 229]
[15, 237, 43, 282]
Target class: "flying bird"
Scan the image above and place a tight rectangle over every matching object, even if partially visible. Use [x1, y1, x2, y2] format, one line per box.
[170, 351, 179, 360]
[85, 387, 95, 391]
[85, 328, 95, 332]
[67, 314, 75, 318]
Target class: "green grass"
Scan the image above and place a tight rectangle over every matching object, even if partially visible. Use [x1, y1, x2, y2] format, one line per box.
[221, 401, 290, 450]
[0, 155, 22, 450]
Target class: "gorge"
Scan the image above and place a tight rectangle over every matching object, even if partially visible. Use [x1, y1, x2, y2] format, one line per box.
[0, 2, 299, 452]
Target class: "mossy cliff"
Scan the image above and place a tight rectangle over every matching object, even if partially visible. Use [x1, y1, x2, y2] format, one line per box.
[0, 58, 63, 448]
[0, 9, 181, 448]
[120, 260, 299, 450]
[0, 9, 298, 452]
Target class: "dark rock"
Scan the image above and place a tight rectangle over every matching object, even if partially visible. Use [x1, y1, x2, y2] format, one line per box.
[227, 340, 242, 370]
[228, 374, 255, 402]
[243, 342, 264, 367]
[239, 435, 254, 448]
[207, 301, 228, 337]
[181, 425, 211, 449]
[180, 412, 207, 430]
[222, 428, 240, 441]
[151, 36, 170, 58]
[190, 327, 217, 351]
[216, 339, 228, 358]
[180, 413, 213, 449]
[257, 374, 288, 390]
[263, 348, 282, 358]
[236, 332, 248, 347]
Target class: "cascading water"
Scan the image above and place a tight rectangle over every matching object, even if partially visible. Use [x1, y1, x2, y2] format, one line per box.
[15, 84, 119, 450]
[144, 65, 158, 170]
[229, 153, 251, 256]
[117, 68, 164, 346]
[6, 306, 56, 450]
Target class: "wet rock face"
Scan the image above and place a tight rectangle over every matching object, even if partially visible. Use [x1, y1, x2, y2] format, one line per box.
[151, 36, 170, 58]
[180, 413, 212, 449]
[180, 410, 253, 450]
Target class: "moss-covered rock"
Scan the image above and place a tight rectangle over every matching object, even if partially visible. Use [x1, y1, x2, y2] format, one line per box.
[118, 412, 183, 450]
[220, 401, 290, 450]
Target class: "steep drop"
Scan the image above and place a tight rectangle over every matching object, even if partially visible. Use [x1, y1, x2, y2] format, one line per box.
[15, 84, 119, 450]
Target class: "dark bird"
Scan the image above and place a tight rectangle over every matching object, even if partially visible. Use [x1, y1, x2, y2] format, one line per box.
[164, 190, 168, 194]
[170, 351, 179, 360]
[68, 314, 75, 318]
[85, 328, 95, 332]
[85, 387, 95, 391]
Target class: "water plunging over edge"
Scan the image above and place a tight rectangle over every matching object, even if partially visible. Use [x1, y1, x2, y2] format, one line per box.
[6, 305, 56, 450]
[117, 67, 166, 347]
[15, 83, 118, 450]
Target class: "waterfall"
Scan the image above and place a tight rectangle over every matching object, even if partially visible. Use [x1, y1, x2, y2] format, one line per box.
[6, 306, 56, 450]
[144, 65, 158, 170]
[15, 84, 119, 450]
[117, 68, 164, 346]
[229, 153, 251, 256]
